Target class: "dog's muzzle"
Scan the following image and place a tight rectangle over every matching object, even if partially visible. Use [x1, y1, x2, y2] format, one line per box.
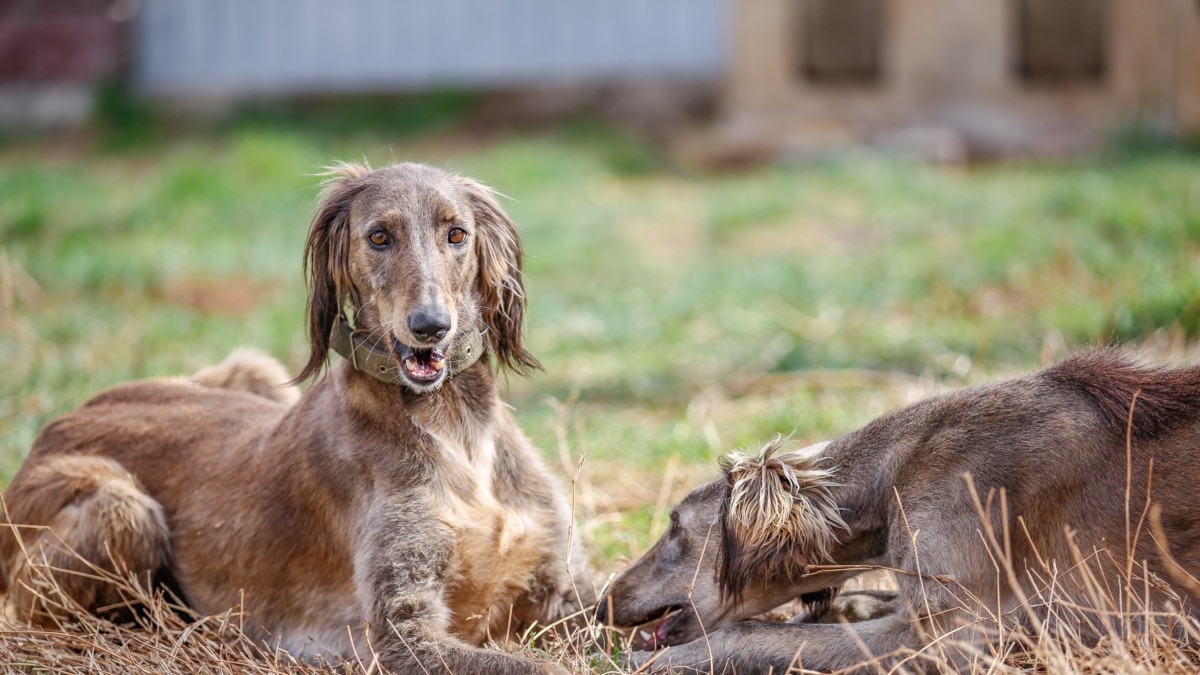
[329, 315, 484, 388]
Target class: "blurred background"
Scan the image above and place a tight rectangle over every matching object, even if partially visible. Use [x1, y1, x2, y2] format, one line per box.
[4, 0, 1198, 156]
[2, 0, 1199, 563]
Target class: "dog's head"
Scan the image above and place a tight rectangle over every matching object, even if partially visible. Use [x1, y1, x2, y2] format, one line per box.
[598, 438, 846, 648]
[296, 161, 540, 390]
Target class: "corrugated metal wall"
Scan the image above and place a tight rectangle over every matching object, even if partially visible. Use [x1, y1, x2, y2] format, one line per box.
[134, 0, 728, 96]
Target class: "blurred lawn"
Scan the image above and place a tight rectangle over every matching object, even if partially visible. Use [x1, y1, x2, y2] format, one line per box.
[2, 110, 1199, 565]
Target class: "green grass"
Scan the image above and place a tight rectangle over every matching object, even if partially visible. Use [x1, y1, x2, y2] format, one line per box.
[3, 114, 1200, 568]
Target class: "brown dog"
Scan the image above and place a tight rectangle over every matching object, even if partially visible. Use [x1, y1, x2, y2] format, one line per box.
[600, 350, 1200, 673]
[1, 162, 593, 674]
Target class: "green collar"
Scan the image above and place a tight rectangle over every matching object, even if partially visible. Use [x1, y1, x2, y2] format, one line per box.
[329, 316, 484, 386]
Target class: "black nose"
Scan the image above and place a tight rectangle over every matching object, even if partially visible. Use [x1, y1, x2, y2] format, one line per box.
[408, 308, 451, 343]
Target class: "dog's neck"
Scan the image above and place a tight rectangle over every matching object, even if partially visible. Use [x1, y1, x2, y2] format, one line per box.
[329, 316, 485, 388]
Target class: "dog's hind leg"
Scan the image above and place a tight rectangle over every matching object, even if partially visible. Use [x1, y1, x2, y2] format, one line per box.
[794, 589, 904, 624]
[190, 346, 301, 404]
[0, 455, 170, 624]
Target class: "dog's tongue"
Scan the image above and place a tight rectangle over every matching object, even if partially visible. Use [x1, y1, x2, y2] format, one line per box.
[644, 608, 682, 648]
[651, 621, 671, 646]
[404, 350, 445, 379]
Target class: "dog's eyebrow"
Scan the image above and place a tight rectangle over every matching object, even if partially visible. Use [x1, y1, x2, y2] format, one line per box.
[367, 213, 407, 229]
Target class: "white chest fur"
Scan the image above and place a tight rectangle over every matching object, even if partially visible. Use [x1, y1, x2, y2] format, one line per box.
[423, 426, 550, 645]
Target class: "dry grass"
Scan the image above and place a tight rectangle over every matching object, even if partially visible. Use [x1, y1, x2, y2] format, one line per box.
[0, 553, 621, 674]
[6, 407, 1200, 675]
[870, 476, 1200, 675]
[1, 527, 1197, 674]
[5, 360, 1200, 673]
[0, 573, 338, 674]
[1, 458, 1199, 675]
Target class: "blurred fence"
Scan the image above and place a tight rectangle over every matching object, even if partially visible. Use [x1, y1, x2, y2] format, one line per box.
[135, 0, 728, 96]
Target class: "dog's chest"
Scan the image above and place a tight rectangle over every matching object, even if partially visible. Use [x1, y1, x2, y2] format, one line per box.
[425, 428, 551, 644]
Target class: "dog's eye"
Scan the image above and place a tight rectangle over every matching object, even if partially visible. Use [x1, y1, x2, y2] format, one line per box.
[447, 228, 468, 246]
[368, 229, 391, 249]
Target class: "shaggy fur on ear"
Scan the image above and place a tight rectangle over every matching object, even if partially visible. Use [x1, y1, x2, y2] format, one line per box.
[296, 162, 371, 383]
[456, 176, 541, 375]
[718, 436, 847, 603]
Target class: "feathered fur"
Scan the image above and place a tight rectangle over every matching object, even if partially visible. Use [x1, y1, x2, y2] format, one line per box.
[719, 437, 846, 602]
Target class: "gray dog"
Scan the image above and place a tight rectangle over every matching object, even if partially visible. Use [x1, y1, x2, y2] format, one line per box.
[600, 350, 1200, 673]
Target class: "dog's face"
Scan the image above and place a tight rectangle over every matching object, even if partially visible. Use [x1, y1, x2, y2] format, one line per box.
[599, 440, 845, 648]
[599, 479, 797, 647]
[297, 162, 540, 388]
[333, 164, 481, 392]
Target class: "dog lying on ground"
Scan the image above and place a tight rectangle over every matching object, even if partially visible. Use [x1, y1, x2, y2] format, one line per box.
[1, 162, 593, 674]
[599, 350, 1200, 673]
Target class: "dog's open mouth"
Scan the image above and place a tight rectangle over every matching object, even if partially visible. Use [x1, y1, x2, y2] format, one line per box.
[393, 339, 446, 383]
[631, 606, 684, 650]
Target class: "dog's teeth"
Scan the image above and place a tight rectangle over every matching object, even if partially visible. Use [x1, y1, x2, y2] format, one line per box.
[640, 630, 651, 642]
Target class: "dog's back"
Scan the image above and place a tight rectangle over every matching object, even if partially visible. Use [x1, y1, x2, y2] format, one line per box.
[0, 377, 293, 621]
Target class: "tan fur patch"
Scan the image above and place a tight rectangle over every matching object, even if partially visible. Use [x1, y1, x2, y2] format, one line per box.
[722, 437, 847, 566]
[190, 347, 301, 404]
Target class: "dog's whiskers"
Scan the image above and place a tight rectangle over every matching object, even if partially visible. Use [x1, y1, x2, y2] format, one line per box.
[361, 319, 398, 347]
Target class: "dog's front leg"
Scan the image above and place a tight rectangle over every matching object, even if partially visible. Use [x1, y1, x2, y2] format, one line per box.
[360, 504, 566, 675]
[628, 611, 924, 674]
[526, 535, 598, 629]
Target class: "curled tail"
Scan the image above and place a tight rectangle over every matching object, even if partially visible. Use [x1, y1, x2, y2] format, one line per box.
[1, 455, 170, 624]
[190, 347, 301, 405]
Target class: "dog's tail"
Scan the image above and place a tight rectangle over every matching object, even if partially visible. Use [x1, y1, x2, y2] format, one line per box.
[190, 347, 301, 405]
[0, 455, 170, 624]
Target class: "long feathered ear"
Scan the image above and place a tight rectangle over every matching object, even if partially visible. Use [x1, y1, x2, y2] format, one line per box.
[718, 436, 846, 603]
[294, 162, 371, 383]
[458, 176, 542, 375]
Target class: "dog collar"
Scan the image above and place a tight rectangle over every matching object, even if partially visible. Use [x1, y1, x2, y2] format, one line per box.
[329, 316, 485, 386]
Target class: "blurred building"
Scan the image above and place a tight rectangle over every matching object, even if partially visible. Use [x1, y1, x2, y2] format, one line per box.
[0, 0, 132, 127]
[0, 0, 724, 131]
[132, 0, 723, 95]
[2, 0, 1197, 158]
[724, 0, 1200, 160]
